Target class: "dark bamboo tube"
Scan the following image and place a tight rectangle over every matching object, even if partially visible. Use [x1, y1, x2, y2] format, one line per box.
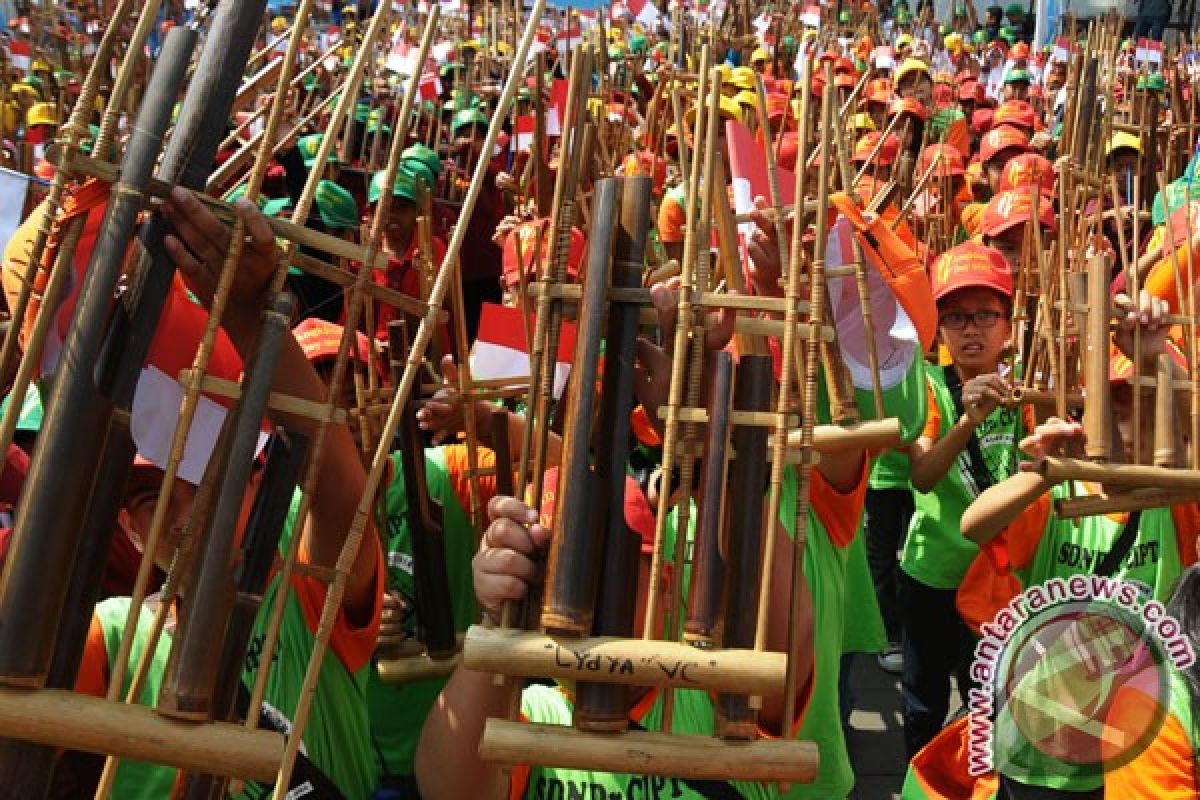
[716, 355, 773, 740]
[540, 177, 619, 637]
[157, 294, 294, 721]
[575, 176, 652, 733]
[389, 320, 457, 660]
[683, 351, 734, 647]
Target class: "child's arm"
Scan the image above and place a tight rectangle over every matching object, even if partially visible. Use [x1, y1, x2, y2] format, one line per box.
[161, 190, 378, 614]
[910, 372, 1010, 493]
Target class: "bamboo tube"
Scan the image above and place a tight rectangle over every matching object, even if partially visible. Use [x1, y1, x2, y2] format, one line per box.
[480, 720, 818, 784]
[0, 688, 282, 782]
[464, 627, 786, 695]
[376, 651, 463, 684]
[753, 74, 789, 274]
[1084, 256, 1113, 461]
[1036, 457, 1200, 491]
[267, 6, 547, 794]
[1055, 489, 1198, 519]
[1154, 353, 1177, 468]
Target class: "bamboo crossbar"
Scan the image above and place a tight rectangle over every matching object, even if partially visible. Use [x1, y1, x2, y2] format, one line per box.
[527, 283, 812, 314]
[376, 652, 463, 684]
[480, 720, 818, 784]
[464, 627, 786, 695]
[179, 371, 348, 424]
[1055, 489, 1199, 518]
[1036, 457, 1200, 491]
[65, 152, 394, 270]
[0, 687, 282, 782]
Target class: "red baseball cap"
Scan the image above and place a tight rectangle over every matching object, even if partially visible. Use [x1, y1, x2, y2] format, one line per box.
[993, 99, 1038, 132]
[958, 80, 983, 102]
[293, 317, 372, 365]
[972, 107, 995, 135]
[980, 188, 1057, 236]
[931, 241, 1013, 301]
[919, 143, 966, 177]
[997, 153, 1055, 196]
[890, 96, 930, 121]
[980, 124, 1030, 164]
[501, 218, 586, 289]
[852, 131, 901, 166]
[863, 77, 894, 105]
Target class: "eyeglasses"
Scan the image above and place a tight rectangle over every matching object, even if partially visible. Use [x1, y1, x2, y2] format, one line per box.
[939, 309, 1004, 330]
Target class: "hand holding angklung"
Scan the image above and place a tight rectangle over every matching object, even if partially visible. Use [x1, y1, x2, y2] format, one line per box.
[1112, 289, 1170, 366]
[416, 355, 465, 445]
[473, 496, 550, 623]
[1018, 416, 1086, 467]
[961, 373, 1012, 426]
[633, 280, 736, 436]
[161, 187, 279, 323]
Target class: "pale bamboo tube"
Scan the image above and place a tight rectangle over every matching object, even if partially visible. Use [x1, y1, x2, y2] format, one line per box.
[753, 74, 789, 275]
[1084, 255, 1112, 461]
[480, 719, 818, 784]
[448, 250, 486, 533]
[1036, 457, 1200, 491]
[1055, 489, 1198, 519]
[641, 45, 712, 646]
[93, 3, 320, 795]
[463, 627, 786, 695]
[662, 63, 722, 732]
[269, 6, 544, 792]
[784, 61, 836, 735]
[0, 0, 141, 409]
[1154, 353, 1176, 467]
[0, 688, 282, 781]
[752, 53, 812, 707]
[242, 2, 419, 734]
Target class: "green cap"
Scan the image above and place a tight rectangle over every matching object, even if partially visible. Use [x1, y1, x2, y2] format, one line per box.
[630, 34, 648, 53]
[0, 383, 43, 432]
[973, 29, 988, 43]
[1000, 25, 1018, 44]
[930, 107, 965, 137]
[315, 179, 359, 229]
[1140, 73, 1166, 91]
[938, 23, 948, 35]
[402, 143, 442, 177]
[368, 165, 422, 205]
[608, 45, 625, 59]
[449, 87, 480, 110]
[24, 75, 42, 90]
[303, 73, 318, 91]
[839, 10, 852, 22]
[261, 196, 292, 217]
[451, 107, 489, 134]
[79, 124, 101, 156]
[296, 133, 337, 168]
[1005, 68, 1032, 84]
[354, 102, 371, 123]
[1005, 2, 1024, 13]
[366, 108, 391, 134]
[954, 4, 967, 15]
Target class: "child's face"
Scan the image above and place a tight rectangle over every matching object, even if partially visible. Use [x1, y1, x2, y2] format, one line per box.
[985, 225, 1025, 271]
[938, 287, 1011, 373]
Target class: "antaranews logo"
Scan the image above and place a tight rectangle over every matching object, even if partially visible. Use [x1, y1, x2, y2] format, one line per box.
[965, 575, 1196, 781]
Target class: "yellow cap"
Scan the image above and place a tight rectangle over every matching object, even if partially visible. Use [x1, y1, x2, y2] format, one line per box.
[851, 112, 876, 132]
[1107, 131, 1142, 156]
[271, 16, 288, 33]
[731, 66, 756, 91]
[895, 58, 930, 84]
[734, 89, 758, 107]
[718, 63, 734, 82]
[684, 95, 744, 126]
[751, 47, 771, 63]
[26, 101, 56, 127]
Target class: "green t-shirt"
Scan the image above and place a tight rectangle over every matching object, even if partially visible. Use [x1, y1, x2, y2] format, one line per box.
[366, 448, 479, 779]
[902, 368, 1028, 590]
[517, 683, 777, 799]
[868, 448, 911, 490]
[1016, 483, 1186, 605]
[842, 517, 887, 655]
[95, 494, 381, 800]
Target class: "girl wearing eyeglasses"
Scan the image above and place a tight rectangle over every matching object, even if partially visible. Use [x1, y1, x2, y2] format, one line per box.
[897, 241, 1032, 758]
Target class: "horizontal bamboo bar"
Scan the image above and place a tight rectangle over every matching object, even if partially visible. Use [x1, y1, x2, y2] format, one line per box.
[180, 371, 348, 424]
[1055, 489, 1198, 518]
[664, 408, 801, 428]
[376, 652, 463, 684]
[1036, 457, 1200, 492]
[528, 284, 812, 314]
[66, 152, 394, 270]
[480, 720, 818, 784]
[231, 56, 283, 114]
[463, 627, 786, 695]
[289, 251, 440, 320]
[0, 687, 282, 781]
[802, 419, 904, 453]
[1007, 387, 1085, 407]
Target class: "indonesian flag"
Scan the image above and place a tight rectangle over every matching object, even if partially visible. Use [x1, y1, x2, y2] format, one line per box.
[801, 4, 820, 28]
[470, 303, 577, 401]
[386, 32, 415, 74]
[7, 40, 30, 72]
[1052, 36, 1071, 64]
[623, 0, 662, 27]
[874, 46, 896, 70]
[431, 40, 456, 64]
[577, 10, 599, 29]
[752, 12, 771, 35]
[547, 78, 568, 137]
[512, 114, 536, 153]
[726, 119, 795, 272]
[556, 21, 584, 53]
[418, 64, 442, 100]
[1136, 37, 1164, 66]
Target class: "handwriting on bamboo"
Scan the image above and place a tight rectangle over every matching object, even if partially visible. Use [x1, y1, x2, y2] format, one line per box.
[549, 644, 712, 682]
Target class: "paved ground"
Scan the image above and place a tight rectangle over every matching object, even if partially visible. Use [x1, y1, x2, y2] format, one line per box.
[843, 656, 965, 800]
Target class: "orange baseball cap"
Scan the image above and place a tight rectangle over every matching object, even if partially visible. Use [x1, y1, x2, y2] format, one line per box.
[502, 217, 586, 288]
[863, 77, 894, 105]
[993, 99, 1038, 131]
[852, 131, 901, 166]
[980, 189, 1057, 236]
[919, 143, 966, 177]
[890, 96, 930, 121]
[1011, 42, 1031, 60]
[972, 108, 995, 135]
[998, 153, 1055, 197]
[931, 241, 1013, 301]
[980, 124, 1030, 164]
[958, 80, 983, 102]
[293, 317, 372, 365]
[960, 201, 987, 235]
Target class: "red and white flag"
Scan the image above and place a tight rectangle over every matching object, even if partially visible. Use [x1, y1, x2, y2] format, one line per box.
[726, 119, 795, 271]
[512, 114, 536, 153]
[418, 64, 442, 100]
[1052, 36, 1071, 63]
[7, 40, 30, 72]
[620, 0, 662, 27]
[470, 303, 577, 401]
[801, 4, 821, 28]
[1136, 37, 1164, 66]
[547, 78, 568, 137]
[386, 31, 415, 73]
